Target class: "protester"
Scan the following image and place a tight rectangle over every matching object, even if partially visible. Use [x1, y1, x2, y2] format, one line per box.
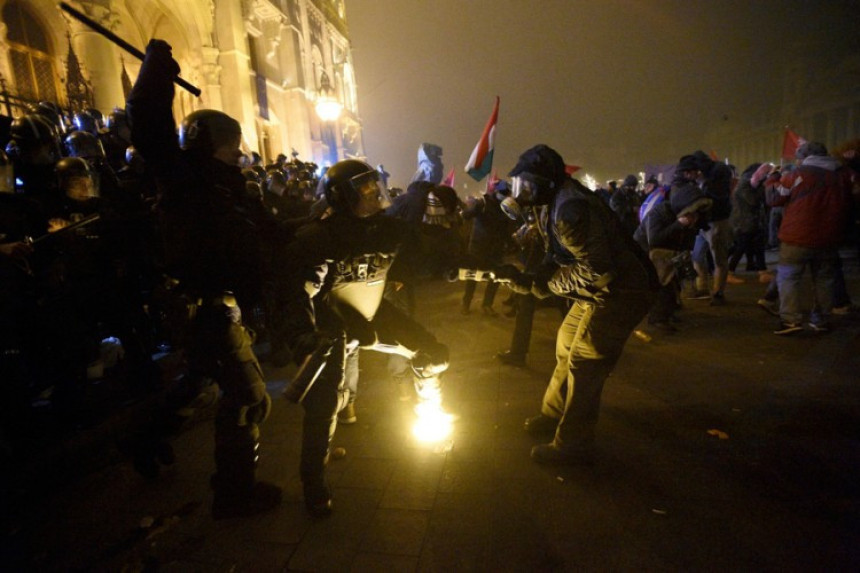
[768, 142, 854, 334]
[635, 157, 712, 332]
[461, 179, 514, 316]
[495, 144, 658, 464]
[727, 162, 772, 284]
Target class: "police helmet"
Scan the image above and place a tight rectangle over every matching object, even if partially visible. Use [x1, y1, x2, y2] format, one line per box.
[8, 114, 61, 162]
[124, 146, 144, 169]
[9, 114, 57, 148]
[73, 110, 99, 134]
[266, 170, 287, 195]
[321, 159, 380, 213]
[55, 156, 91, 179]
[64, 130, 106, 161]
[178, 109, 241, 155]
[105, 108, 131, 138]
[55, 156, 97, 200]
[241, 167, 261, 183]
[32, 101, 66, 136]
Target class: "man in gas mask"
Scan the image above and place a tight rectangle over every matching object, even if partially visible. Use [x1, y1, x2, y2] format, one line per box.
[496, 145, 658, 464]
[279, 158, 449, 517]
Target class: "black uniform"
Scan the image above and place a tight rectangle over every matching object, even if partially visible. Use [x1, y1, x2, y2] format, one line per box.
[127, 41, 293, 513]
[280, 209, 447, 513]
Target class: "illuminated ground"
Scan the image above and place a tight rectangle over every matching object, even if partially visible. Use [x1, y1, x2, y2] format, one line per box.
[3, 252, 859, 570]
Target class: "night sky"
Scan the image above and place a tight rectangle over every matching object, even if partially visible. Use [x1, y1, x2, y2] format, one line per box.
[347, 0, 860, 190]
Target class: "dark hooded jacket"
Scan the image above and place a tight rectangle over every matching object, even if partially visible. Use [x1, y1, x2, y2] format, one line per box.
[634, 180, 712, 252]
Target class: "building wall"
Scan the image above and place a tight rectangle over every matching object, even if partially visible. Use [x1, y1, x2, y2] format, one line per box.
[0, 0, 362, 169]
[706, 54, 860, 169]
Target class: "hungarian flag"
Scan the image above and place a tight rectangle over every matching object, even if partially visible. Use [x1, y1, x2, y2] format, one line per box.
[441, 168, 456, 188]
[781, 129, 806, 160]
[465, 96, 499, 181]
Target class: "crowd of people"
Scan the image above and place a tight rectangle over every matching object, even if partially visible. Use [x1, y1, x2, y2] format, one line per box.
[1, 38, 858, 521]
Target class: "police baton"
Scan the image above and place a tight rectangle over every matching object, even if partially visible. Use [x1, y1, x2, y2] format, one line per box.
[27, 213, 101, 246]
[58, 2, 201, 98]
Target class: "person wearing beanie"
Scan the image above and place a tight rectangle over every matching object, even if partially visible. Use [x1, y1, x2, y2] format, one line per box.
[768, 141, 854, 334]
[635, 165, 712, 332]
[726, 162, 772, 284]
[689, 150, 734, 306]
[609, 174, 642, 236]
[496, 144, 658, 464]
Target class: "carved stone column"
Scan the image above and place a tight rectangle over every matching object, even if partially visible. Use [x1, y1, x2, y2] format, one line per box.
[66, 1, 124, 111]
[200, 46, 223, 110]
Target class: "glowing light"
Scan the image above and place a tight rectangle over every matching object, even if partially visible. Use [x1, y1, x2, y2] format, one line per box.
[411, 401, 454, 443]
[582, 173, 597, 191]
[315, 98, 342, 122]
[315, 70, 343, 122]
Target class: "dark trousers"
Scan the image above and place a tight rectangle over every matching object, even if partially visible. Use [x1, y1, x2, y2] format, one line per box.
[189, 298, 269, 496]
[462, 279, 499, 309]
[649, 279, 679, 323]
[300, 299, 443, 490]
[509, 293, 537, 356]
[728, 230, 767, 272]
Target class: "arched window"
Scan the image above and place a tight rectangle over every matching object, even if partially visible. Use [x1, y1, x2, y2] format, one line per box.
[3, 0, 59, 102]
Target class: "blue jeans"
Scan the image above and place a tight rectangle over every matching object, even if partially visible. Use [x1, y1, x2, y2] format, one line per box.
[776, 244, 837, 325]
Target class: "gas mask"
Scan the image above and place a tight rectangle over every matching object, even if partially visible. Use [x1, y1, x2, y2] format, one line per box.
[511, 172, 556, 207]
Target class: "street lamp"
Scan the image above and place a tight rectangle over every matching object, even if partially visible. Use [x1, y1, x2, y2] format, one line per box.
[315, 70, 342, 122]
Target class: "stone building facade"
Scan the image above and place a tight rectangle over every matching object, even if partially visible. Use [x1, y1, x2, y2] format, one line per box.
[706, 54, 860, 168]
[0, 0, 363, 168]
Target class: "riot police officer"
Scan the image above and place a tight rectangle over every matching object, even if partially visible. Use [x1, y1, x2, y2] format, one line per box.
[279, 159, 449, 517]
[127, 40, 293, 519]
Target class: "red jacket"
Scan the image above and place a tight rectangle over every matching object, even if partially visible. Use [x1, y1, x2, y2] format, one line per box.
[772, 157, 853, 248]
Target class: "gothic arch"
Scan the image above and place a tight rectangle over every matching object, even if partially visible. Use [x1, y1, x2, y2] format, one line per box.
[2, 0, 62, 104]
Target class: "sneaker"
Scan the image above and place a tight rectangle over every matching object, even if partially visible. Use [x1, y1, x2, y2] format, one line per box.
[649, 321, 678, 333]
[757, 271, 775, 284]
[530, 442, 595, 465]
[496, 350, 526, 367]
[686, 289, 710, 300]
[757, 298, 779, 317]
[774, 322, 803, 335]
[808, 322, 830, 333]
[709, 292, 726, 306]
[481, 305, 497, 317]
[725, 273, 745, 285]
[212, 481, 283, 520]
[338, 403, 357, 424]
[832, 304, 857, 315]
[460, 303, 470, 315]
[523, 414, 559, 437]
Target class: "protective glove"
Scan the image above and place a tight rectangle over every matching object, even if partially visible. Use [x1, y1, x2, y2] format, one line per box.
[531, 264, 556, 299]
[291, 331, 324, 362]
[493, 264, 533, 295]
[411, 343, 449, 379]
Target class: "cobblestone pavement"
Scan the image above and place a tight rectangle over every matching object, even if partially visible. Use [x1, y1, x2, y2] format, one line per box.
[3, 254, 860, 571]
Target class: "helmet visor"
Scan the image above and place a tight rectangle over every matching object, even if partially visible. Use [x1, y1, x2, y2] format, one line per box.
[348, 170, 386, 217]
